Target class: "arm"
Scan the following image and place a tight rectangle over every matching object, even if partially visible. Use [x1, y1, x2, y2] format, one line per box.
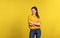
[28, 20, 34, 25]
[33, 18, 41, 25]
[29, 20, 40, 25]
[33, 21, 40, 25]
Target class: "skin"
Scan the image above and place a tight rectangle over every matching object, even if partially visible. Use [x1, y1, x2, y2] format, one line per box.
[29, 9, 40, 26]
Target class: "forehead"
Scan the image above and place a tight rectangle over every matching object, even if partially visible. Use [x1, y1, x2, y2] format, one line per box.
[32, 9, 35, 10]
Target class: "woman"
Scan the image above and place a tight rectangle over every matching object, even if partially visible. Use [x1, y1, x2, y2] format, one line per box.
[28, 6, 41, 38]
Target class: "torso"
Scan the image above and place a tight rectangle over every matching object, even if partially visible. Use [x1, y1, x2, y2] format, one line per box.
[28, 15, 40, 29]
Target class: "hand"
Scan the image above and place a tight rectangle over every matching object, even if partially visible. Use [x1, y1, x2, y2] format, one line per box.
[29, 23, 34, 25]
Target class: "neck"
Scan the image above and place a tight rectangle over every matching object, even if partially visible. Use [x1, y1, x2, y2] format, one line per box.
[32, 13, 35, 15]
[32, 14, 35, 16]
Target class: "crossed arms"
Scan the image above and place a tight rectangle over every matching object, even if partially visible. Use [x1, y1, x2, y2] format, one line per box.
[28, 20, 40, 26]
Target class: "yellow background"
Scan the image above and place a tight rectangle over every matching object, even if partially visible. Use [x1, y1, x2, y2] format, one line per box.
[0, 0, 60, 38]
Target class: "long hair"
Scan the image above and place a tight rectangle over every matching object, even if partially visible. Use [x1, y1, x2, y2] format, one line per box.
[31, 6, 40, 18]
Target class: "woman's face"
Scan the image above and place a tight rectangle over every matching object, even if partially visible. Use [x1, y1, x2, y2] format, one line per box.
[31, 9, 36, 15]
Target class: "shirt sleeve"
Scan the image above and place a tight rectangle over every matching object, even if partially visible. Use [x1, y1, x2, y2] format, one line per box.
[38, 18, 40, 22]
[38, 18, 41, 25]
[37, 18, 41, 24]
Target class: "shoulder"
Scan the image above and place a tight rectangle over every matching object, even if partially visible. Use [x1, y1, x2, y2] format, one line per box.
[37, 17, 40, 21]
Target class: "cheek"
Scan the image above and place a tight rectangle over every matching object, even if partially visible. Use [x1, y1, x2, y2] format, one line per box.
[32, 10, 34, 13]
[35, 11, 36, 13]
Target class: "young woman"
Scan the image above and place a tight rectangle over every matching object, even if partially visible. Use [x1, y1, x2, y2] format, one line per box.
[28, 6, 41, 38]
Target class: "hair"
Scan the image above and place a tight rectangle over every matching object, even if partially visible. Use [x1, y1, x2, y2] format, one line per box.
[31, 6, 40, 18]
